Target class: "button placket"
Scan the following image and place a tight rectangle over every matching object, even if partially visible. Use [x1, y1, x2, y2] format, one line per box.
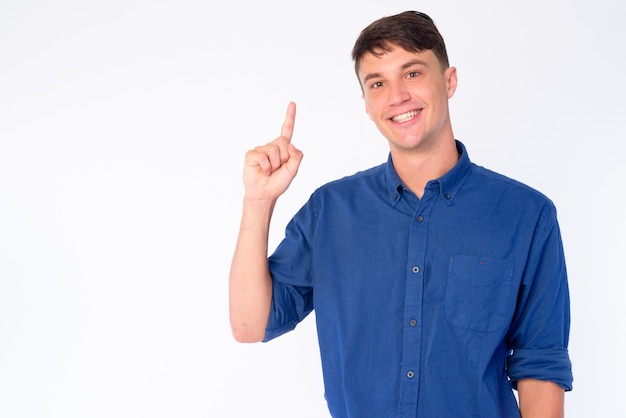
[398, 188, 437, 413]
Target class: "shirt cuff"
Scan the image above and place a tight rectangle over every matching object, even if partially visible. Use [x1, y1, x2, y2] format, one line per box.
[507, 348, 573, 391]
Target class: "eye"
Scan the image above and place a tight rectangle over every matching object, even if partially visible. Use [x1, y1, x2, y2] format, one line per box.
[407, 71, 420, 79]
[370, 81, 384, 89]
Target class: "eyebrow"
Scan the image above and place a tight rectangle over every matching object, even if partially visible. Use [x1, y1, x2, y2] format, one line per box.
[361, 59, 429, 85]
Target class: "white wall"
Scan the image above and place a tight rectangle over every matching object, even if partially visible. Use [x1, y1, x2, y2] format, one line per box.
[1, 1, 623, 416]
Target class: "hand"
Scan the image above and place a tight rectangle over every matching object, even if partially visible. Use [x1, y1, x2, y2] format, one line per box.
[243, 102, 304, 202]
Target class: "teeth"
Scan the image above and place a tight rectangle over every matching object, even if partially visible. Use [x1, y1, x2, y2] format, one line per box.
[392, 110, 418, 122]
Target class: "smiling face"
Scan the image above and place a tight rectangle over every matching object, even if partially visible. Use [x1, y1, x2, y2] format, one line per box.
[358, 44, 457, 155]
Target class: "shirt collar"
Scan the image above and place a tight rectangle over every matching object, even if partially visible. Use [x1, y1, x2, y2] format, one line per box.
[385, 140, 472, 206]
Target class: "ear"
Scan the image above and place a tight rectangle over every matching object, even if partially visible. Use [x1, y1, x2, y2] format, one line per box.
[445, 66, 458, 99]
[363, 94, 374, 121]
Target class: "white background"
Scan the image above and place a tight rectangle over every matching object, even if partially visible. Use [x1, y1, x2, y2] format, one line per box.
[1, 0, 624, 417]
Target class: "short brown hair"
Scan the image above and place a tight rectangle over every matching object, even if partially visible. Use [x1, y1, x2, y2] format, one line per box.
[351, 11, 450, 75]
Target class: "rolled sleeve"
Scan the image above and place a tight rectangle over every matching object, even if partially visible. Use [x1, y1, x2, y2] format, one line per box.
[508, 348, 573, 390]
[263, 280, 313, 342]
[506, 204, 573, 390]
[263, 193, 318, 342]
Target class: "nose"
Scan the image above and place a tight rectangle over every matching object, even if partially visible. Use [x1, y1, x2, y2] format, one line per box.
[388, 81, 411, 106]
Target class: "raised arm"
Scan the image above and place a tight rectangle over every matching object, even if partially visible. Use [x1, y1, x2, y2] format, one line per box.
[229, 102, 304, 343]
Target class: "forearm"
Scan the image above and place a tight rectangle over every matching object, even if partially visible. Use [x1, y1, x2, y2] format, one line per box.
[517, 379, 564, 418]
[229, 198, 276, 343]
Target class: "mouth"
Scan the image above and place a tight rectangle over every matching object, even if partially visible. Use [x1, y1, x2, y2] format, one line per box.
[391, 109, 421, 123]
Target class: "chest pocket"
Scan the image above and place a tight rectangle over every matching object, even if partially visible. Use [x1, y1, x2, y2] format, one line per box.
[445, 255, 514, 333]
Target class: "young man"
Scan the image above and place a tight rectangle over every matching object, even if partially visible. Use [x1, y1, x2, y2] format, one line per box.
[230, 11, 573, 417]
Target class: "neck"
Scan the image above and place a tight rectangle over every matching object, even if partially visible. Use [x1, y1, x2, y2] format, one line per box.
[390, 138, 459, 198]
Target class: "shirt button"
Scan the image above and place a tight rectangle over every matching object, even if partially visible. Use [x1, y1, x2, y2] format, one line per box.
[409, 319, 417, 326]
[412, 266, 420, 274]
[416, 215, 424, 222]
[445, 193, 451, 199]
[407, 371, 415, 379]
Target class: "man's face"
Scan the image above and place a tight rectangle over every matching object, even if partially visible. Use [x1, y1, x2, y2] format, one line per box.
[358, 45, 457, 154]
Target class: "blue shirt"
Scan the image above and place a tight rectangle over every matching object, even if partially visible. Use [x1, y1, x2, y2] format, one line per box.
[265, 141, 572, 417]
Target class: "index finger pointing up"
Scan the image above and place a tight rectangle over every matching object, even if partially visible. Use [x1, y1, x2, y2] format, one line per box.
[280, 101, 296, 142]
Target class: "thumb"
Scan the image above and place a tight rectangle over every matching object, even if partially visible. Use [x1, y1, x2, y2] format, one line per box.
[285, 143, 304, 175]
